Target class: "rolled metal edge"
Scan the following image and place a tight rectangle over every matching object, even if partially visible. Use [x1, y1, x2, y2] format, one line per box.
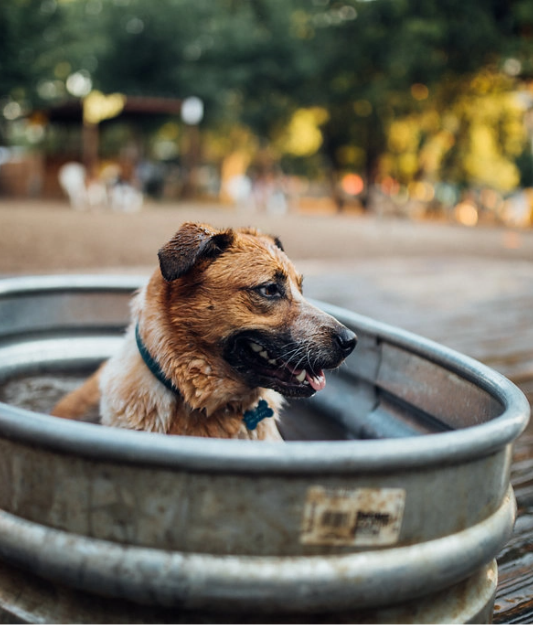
[0, 339, 528, 474]
[326, 300, 529, 418]
[0, 398, 522, 474]
[0, 274, 529, 474]
[0, 558, 499, 624]
[0, 488, 516, 613]
[0, 274, 146, 296]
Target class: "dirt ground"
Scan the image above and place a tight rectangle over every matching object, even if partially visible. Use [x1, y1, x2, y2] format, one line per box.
[0, 198, 532, 274]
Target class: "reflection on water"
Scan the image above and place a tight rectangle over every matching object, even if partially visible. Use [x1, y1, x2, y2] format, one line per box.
[0, 374, 101, 423]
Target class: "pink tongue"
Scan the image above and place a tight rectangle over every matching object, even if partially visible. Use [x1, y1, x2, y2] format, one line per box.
[306, 370, 326, 392]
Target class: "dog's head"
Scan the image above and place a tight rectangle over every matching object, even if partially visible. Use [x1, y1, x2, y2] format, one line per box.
[157, 222, 356, 399]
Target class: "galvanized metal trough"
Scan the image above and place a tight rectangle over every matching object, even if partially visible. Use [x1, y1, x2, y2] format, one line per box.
[0, 275, 529, 624]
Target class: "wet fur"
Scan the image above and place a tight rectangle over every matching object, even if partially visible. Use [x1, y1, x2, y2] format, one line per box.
[52, 223, 353, 440]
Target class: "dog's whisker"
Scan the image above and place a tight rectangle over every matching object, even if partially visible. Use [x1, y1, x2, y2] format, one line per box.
[282, 346, 309, 370]
[276, 348, 304, 365]
[279, 344, 304, 359]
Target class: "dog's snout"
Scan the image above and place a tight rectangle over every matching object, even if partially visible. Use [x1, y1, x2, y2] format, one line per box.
[335, 327, 357, 357]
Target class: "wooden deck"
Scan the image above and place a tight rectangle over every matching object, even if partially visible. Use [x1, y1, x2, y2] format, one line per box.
[304, 256, 533, 624]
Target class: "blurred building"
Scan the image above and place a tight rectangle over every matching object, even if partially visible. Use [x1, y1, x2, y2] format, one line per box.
[0, 96, 182, 199]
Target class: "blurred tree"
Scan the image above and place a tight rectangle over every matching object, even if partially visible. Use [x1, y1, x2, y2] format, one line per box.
[0, 0, 70, 142]
[0, 0, 63, 100]
[381, 71, 528, 192]
[86, 0, 319, 131]
[290, 0, 522, 205]
[2, 0, 533, 201]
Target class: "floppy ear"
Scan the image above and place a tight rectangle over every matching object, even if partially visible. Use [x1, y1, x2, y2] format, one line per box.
[157, 223, 234, 282]
[272, 236, 284, 252]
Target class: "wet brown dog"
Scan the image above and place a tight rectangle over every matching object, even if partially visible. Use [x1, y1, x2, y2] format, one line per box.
[52, 223, 356, 440]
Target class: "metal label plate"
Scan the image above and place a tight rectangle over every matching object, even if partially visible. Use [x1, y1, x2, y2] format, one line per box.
[301, 486, 406, 546]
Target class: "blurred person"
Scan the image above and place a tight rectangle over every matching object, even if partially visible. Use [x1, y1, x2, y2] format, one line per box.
[226, 173, 253, 209]
[58, 162, 88, 210]
[109, 176, 143, 213]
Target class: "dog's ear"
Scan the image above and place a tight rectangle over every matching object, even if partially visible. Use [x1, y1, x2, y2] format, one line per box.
[272, 236, 284, 252]
[158, 223, 234, 282]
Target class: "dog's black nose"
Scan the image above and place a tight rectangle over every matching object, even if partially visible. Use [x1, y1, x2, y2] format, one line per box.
[335, 327, 357, 357]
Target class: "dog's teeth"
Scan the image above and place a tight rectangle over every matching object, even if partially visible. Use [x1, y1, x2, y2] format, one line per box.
[296, 370, 306, 383]
[259, 350, 269, 359]
[250, 342, 263, 353]
[269, 359, 277, 365]
[303, 380, 309, 385]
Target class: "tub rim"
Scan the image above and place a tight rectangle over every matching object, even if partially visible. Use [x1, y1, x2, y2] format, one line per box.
[0, 274, 529, 474]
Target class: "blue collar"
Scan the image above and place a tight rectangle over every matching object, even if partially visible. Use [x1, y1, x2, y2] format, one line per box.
[135, 324, 181, 395]
[135, 324, 274, 431]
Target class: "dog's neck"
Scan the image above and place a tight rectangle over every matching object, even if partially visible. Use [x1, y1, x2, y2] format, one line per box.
[134, 322, 275, 432]
[135, 323, 180, 395]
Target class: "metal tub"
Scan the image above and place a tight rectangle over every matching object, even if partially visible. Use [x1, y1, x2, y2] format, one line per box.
[0, 275, 529, 623]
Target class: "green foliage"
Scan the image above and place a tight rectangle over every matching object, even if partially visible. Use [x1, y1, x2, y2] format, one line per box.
[2, 0, 533, 189]
[0, 0, 68, 102]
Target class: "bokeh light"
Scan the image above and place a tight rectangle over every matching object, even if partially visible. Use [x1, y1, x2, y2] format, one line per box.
[341, 173, 364, 196]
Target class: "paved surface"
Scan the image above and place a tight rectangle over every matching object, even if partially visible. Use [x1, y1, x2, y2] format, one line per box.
[1, 198, 533, 621]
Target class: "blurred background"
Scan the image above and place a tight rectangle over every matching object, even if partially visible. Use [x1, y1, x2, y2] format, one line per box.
[1, 0, 533, 226]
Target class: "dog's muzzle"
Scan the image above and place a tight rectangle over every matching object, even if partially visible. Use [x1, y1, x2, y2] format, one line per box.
[223, 324, 357, 399]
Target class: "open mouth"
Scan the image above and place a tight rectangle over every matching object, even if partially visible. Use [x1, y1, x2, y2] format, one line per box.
[224, 332, 327, 398]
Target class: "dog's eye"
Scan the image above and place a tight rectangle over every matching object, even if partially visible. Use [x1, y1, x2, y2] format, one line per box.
[256, 283, 283, 299]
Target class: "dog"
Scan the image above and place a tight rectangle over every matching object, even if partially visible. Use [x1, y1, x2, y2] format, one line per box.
[52, 223, 357, 440]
